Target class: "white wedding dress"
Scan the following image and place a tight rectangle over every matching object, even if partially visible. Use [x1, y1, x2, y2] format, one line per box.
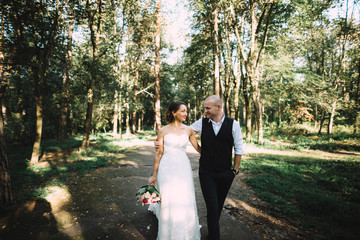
[149, 134, 201, 240]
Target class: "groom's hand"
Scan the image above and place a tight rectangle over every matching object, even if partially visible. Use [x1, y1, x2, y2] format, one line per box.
[154, 139, 160, 149]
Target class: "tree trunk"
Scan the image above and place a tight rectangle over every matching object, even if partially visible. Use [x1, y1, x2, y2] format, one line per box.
[138, 111, 143, 132]
[242, 106, 246, 126]
[234, 60, 241, 122]
[353, 61, 360, 134]
[230, 2, 273, 142]
[0, 97, 12, 206]
[223, 75, 230, 116]
[81, 0, 101, 149]
[213, 1, 220, 97]
[318, 107, 326, 135]
[314, 104, 318, 129]
[0, 21, 12, 205]
[112, 90, 119, 136]
[252, 106, 257, 134]
[232, 9, 252, 140]
[30, 1, 66, 162]
[81, 67, 95, 146]
[132, 70, 138, 133]
[194, 95, 198, 121]
[131, 1, 149, 134]
[223, 15, 233, 117]
[248, 4, 263, 144]
[154, 0, 162, 132]
[81, 84, 95, 149]
[58, 3, 75, 141]
[125, 101, 131, 135]
[31, 90, 44, 162]
[328, 100, 336, 134]
[111, 1, 122, 138]
[124, 81, 131, 135]
[276, 76, 283, 126]
[118, 91, 123, 139]
[253, 90, 263, 144]
[277, 98, 281, 126]
[244, 94, 252, 141]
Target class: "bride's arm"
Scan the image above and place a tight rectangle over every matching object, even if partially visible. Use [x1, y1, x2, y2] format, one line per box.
[189, 128, 201, 154]
[148, 130, 165, 185]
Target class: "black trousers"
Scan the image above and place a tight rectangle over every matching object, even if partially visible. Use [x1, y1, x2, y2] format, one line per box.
[199, 168, 235, 240]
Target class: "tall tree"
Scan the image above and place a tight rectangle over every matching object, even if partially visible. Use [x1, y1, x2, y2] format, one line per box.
[222, 7, 239, 119]
[0, 6, 12, 206]
[0, 87, 11, 207]
[354, 57, 360, 133]
[212, 0, 221, 97]
[81, 0, 103, 149]
[29, 0, 67, 163]
[228, 0, 275, 143]
[154, 0, 161, 132]
[111, 0, 123, 137]
[58, 1, 75, 141]
[131, 0, 151, 133]
[327, 1, 354, 134]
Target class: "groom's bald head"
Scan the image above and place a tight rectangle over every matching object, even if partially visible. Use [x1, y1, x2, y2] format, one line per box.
[205, 95, 222, 107]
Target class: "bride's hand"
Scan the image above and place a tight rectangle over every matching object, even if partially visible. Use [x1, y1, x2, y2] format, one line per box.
[148, 176, 156, 186]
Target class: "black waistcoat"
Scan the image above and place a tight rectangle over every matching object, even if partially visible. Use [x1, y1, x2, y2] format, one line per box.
[200, 117, 234, 172]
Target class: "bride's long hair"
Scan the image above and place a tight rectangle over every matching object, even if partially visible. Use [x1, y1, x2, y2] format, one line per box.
[165, 101, 186, 123]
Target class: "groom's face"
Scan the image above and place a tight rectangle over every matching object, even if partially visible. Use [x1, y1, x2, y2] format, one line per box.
[204, 100, 220, 120]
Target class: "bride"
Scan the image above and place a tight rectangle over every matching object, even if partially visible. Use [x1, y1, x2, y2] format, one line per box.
[148, 101, 201, 240]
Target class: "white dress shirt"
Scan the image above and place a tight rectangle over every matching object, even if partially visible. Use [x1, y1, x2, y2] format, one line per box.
[191, 115, 245, 155]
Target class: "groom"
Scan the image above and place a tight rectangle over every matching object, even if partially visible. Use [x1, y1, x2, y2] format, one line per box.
[155, 95, 244, 240]
[191, 95, 244, 240]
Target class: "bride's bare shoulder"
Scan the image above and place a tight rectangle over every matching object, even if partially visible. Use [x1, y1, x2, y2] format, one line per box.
[183, 124, 194, 135]
[158, 125, 172, 136]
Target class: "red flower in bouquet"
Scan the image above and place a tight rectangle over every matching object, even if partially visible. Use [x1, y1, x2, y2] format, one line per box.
[136, 185, 161, 205]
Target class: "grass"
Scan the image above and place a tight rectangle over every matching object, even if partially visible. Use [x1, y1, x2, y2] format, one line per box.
[242, 156, 359, 239]
[240, 124, 360, 240]
[7, 132, 153, 202]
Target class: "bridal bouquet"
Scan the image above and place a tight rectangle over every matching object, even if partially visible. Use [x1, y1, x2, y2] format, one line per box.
[136, 185, 161, 205]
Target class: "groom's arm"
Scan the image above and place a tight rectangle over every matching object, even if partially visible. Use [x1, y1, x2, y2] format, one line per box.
[233, 154, 242, 170]
[233, 120, 245, 155]
[232, 120, 244, 174]
[190, 118, 202, 134]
